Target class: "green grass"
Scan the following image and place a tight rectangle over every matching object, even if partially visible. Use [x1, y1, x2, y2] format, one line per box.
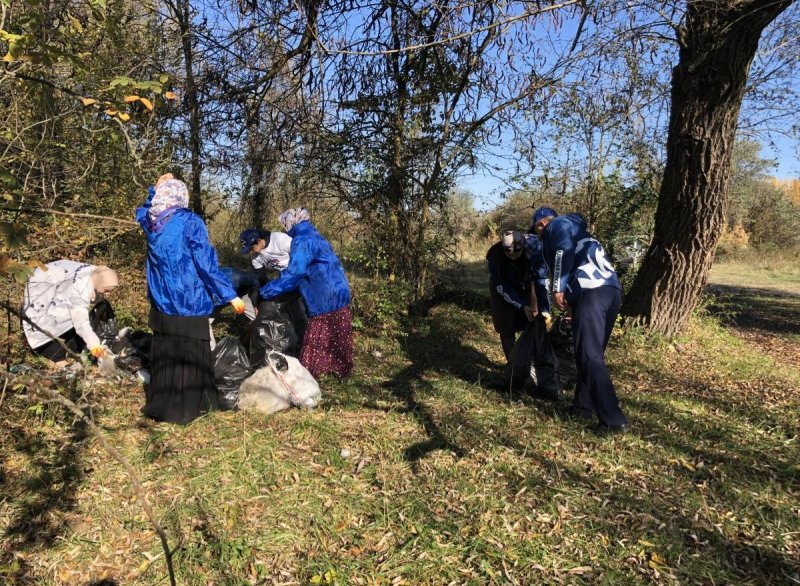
[710, 253, 800, 295]
[1, 259, 799, 584]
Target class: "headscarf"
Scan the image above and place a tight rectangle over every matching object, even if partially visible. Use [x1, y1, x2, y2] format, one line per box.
[91, 266, 119, 300]
[148, 179, 189, 223]
[279, 207, 310, 232]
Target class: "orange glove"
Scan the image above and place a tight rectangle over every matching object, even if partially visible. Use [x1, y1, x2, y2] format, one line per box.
[90, 345, 106, 359]
[230, 297, 245, 314]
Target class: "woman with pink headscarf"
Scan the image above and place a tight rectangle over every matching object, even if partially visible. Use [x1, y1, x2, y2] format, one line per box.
[136, 173, 245, 424]
[259, 207, 353, 378]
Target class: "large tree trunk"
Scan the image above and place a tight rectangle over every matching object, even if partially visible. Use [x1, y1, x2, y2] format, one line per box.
[622, 0, 793, 336]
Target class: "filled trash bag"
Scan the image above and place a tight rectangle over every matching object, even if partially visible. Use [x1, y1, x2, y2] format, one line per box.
[507, 315, 562, 400]
[550, 315, 577, 391]
[90, 298, 119, 344]
[249, 298, 300, 366]
[110, 329, 152, 373]
[238, 351, 321, 415]
[213, 337, 253, 411]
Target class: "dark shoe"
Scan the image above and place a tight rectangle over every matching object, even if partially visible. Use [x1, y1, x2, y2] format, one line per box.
[532, 386, 564, 402]
[596, 423, 628, 436]
[485, 375, 525, 392]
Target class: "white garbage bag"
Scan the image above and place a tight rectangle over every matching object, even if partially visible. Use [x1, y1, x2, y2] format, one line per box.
[237, 352, 321, 414]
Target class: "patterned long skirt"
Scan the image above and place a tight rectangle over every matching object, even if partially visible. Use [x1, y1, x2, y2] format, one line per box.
[300, 306, 353, 378]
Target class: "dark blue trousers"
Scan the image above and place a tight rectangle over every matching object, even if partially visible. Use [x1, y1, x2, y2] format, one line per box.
[571, 286, 627, 426]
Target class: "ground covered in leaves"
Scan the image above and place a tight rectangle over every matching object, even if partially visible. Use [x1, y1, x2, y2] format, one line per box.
[0, 260, 798, 585]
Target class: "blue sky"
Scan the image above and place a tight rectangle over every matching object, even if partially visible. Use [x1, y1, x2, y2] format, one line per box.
[460, 135, 799, 211]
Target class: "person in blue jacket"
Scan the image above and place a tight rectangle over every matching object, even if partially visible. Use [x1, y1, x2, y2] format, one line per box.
[524, 217, 553, 318]
[532, 207, 628, 433]
[136, 173, 245, 424]
[259, 207, 353, 378]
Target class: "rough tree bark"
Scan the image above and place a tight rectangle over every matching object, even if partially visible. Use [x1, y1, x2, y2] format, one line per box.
[622, 0, 794, 336]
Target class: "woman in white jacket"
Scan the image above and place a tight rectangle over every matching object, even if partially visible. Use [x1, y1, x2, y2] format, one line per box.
[22, 260, 119, 364]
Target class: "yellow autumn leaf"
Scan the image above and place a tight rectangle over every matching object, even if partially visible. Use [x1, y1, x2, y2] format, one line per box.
[118, 112, 131, 121]
[139, 97, 154, 111]
[164, 91, 178, 100]
[124, 95, 140, 103]
[650, 551, 665, 565]
[104, 109, 118, 116]
[68, 15, 83, 33]
[81, 97, 98, 106]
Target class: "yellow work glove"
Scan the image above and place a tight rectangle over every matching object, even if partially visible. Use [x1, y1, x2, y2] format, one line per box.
[230, 297, 246, 315]
[542, 312, 553, 331]
[90, 345, 106, 359]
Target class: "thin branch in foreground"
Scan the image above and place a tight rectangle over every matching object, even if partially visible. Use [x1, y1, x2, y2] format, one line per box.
[0, 301, 177, 586]
[25, 380, 178, 586]
[0, 206, 139, 226]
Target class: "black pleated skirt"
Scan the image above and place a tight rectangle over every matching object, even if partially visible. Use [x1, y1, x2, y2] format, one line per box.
[142, 309, 218, 425]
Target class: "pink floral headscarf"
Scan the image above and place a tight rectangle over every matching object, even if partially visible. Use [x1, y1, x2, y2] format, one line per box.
[149, 179, 189, 222]
[279, 207, 310, 232]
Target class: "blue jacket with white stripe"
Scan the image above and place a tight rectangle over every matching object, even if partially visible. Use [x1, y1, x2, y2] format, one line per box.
[541, 214, 620, 304]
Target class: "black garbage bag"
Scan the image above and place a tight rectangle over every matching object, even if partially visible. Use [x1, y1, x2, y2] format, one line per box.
[213, 337, 252, 410]
[550, 315, 577, 392]
[508, 315, 562, 400]
[90, 298, 119, 344]
[249, 298, 301, 367]
[285, 294, 308, 349]
[111, 330, 152, 373]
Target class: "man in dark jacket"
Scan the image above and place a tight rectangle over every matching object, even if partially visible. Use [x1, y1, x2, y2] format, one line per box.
[487, 230, 538, 361]
[532, 208, 628, 433]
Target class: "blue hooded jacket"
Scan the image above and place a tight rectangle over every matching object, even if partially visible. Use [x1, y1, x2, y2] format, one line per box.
[259, 221, 351, 317]
[136, 189, 237, 316]
[541, 214, 620, 304]
[524, 233, 551, 313]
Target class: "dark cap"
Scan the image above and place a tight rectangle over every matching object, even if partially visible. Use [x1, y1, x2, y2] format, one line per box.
[531, 207, 558, 228]
[239, 229, 261, 254]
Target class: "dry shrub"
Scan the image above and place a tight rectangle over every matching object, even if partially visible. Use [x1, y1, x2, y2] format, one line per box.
[717, 223, 750, 257]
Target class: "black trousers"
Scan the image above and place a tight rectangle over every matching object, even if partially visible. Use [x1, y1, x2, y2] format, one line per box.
[571, 286, 627, 426]
[32, 329, 85, 361]
[489, 286, 528, 361]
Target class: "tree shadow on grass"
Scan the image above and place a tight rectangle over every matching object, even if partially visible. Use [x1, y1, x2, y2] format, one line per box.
[446, 386, 799, 583]
[0, 378, 89, 583]
[626, 390, 797, 489]
[706, 284, 800, 336]
[383, 287, 572, 469]
[572, 387, 799, 581]
[381, 292, 505, 468]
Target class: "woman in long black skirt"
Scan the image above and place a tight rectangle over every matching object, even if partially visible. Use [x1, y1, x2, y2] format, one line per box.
[136, 174, 245, 424]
